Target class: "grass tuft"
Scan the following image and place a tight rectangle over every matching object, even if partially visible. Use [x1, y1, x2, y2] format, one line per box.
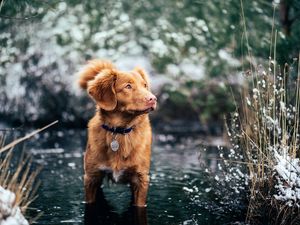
[0, 121, 58, 223]
[229, 49, 300, 224]
[226, 2, 300, 223]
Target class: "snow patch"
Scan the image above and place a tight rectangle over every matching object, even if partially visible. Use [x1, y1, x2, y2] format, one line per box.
[0, 186, 29, 225]
[273, 147, 300, 203]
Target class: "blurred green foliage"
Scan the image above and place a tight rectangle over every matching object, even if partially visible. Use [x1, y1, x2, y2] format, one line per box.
[0, 0, 299, 127]
[2, 0, 300, 73]
[160, 80, 236, 127]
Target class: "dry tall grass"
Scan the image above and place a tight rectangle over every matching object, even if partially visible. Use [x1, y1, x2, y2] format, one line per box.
[232, 56, 300, 224]
[0, 121, 58, 223]
[227, 2, 300, 224]
[0, 149, 41, 223]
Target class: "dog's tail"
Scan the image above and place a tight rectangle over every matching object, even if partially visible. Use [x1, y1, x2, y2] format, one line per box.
[78, 59, 115, 89]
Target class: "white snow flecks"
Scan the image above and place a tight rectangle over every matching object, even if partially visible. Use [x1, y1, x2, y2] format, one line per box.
[0, 186, 29, 225]
[273, 147, 300, 204]
[183, 187, 194, 193]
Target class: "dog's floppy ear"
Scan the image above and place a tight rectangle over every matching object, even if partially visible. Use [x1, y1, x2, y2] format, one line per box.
[78, 59, 115, 90]
[133, 67, 150, 88]
[87, 70, 117, 111]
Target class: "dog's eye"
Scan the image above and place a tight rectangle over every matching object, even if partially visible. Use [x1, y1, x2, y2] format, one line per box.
[125, 84, 132, 89]
[144, 83, 147, 88]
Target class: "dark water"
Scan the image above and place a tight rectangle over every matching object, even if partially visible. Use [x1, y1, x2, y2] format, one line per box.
[9, 129, 244, 225]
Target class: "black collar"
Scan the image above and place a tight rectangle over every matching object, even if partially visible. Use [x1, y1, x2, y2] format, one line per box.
[101, 124, 133, 134]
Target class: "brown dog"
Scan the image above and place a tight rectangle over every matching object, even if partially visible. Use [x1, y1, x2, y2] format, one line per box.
[78, 59, 157, 207]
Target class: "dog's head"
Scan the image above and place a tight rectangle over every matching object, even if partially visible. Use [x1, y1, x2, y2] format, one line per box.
[84, 63, 157, 114]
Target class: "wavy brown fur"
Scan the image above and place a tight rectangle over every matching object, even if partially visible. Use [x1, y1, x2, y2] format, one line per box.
[78, 60, 115, 90]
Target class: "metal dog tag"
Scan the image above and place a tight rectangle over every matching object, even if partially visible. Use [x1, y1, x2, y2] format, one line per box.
[110, 139, 119, 152]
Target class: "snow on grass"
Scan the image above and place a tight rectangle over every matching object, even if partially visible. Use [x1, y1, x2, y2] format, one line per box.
[273, 147, 300, 203]
[0, 186, 29, 225]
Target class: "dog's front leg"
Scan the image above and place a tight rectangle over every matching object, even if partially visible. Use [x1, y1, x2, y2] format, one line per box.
[131, 173, 150, 207]
[84, 173, 104, 203]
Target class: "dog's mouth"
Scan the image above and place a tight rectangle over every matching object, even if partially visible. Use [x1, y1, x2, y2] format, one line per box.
[139, 107, 154, 113]
[133, 107, 154, 114]
[124, 102, 157, 115]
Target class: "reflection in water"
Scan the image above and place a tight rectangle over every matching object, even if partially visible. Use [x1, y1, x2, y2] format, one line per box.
[85, 188, 147, 225]
[4, 129, 246, 224]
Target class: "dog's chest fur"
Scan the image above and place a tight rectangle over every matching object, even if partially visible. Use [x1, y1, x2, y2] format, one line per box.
[86, 113, 152, 177]
[98, 166, 126, 182]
